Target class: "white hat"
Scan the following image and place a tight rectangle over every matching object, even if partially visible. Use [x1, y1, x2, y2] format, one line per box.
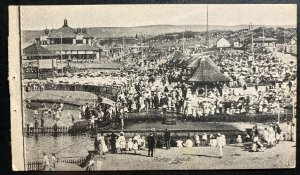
[217, 133, 221, 136]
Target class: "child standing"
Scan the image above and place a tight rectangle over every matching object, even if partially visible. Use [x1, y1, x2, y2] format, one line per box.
[127, 138, 133, 151]
[202, 133, 208, 146]
[140, 136, 146, 150]
[118, 132, 127, 154]
[194, 134, 200, 147]
[132, 138, 138, 154]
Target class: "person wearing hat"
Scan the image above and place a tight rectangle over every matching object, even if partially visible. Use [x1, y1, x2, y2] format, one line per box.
[216, 133, 224, 158]
[164, 129, 171, 150]
[42, 152, 50, 171]
[147, 133, 156, 157]
[118, 132, 127, 154]
[109, 131, 118, 154]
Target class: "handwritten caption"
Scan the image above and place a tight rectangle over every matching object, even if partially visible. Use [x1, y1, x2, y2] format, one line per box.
[153, 156, 191, 164]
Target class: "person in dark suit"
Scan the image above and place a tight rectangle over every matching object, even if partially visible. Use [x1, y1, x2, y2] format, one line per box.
[164, 129, 171, 150]
[153, 94, 159, 111]
[147, 133, 156, 157]
[85, 103, 91, 120]
[109, 132, 118, 153]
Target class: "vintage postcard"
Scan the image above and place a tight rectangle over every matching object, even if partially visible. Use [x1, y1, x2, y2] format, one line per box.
[9, 4, 297, 171]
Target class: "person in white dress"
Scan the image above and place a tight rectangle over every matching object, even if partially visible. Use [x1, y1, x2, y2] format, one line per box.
[209, 134, 217, 147]
[118, 132, 127, 154]
[194, 135, 200, 147]
[139, 136, 145, 150]
[202, 133, 208, 146]
[216, 133, 225, 158]
[184, 138, 193, 148]
[132, 136, 139, 154]
[221, 133, 226, 146]
[99, 136, 108, 155]
[176, 138, 183, 147]
[127, 138, 133, 151]
[263, 128, 269, 144]
[236, 135, 243, 146]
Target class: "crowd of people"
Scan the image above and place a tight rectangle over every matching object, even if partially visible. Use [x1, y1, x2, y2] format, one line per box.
[24, 46, 296, 132]
[24, 46, 296, 122]
[93, 130, 156, 157]
[216, 48, 296, 87]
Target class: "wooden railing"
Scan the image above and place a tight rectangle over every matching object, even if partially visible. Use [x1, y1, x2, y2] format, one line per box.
[23, 121, 112, 136]
[23, 113, 293, 136]
[125, 113, 293, 123]
[26, 156, 87, 171]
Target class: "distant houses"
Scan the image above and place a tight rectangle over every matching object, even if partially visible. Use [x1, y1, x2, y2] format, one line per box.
[252, 37, 277, 47]
[216, 37, 231, 48]
[285, 36, 297, 55]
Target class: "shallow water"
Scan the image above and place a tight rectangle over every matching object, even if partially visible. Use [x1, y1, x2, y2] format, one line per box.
[24, 135, 94, 161]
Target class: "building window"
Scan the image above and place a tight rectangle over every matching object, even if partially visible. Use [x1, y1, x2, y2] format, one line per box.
[76, 40, 83, 44]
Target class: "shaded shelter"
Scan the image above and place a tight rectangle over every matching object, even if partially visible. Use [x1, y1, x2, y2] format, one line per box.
[188, 56, 230, 96]
[23, 43, 58, 78]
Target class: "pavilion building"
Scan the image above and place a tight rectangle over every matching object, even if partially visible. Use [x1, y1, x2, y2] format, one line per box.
[35, 18, 100, 60]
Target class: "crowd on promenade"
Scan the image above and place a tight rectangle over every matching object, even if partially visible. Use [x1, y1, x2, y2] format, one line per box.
[24, 46, 297, 132]
[215, 49, 296, 88]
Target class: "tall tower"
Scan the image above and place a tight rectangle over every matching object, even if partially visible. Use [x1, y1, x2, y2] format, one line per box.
[63, 18, 68, 27]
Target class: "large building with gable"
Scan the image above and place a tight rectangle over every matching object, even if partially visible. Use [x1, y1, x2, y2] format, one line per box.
[35, 18, 100, 60]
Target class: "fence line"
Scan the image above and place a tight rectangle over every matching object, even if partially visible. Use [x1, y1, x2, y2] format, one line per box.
[26, 156, 87, 171]
[24, 83, 121, 96]
[23, 113, 293, 136]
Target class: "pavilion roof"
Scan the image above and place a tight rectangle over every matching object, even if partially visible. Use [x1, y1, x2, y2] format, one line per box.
[23, 43, 56, 57]
[44, 44, 98, 51]
[188, 57, 230, 83]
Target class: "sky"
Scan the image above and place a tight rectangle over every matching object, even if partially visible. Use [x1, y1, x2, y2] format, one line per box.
[21, 4, 297, 30]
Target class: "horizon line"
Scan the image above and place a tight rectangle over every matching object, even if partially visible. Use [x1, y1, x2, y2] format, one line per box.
[22, 23, 296, 31]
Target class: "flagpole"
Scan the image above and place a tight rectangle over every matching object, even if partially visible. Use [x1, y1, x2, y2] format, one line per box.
[60, 32, 63, 75]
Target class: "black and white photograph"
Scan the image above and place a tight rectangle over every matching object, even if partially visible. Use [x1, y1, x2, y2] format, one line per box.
[9, 4, 297, 171]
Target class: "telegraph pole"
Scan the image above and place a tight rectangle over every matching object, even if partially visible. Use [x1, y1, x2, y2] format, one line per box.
[141, 35, 144, 68]
[182, 31, 185, 52]
[251, 32, 254, 54]
[262, 27, 265, 46]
